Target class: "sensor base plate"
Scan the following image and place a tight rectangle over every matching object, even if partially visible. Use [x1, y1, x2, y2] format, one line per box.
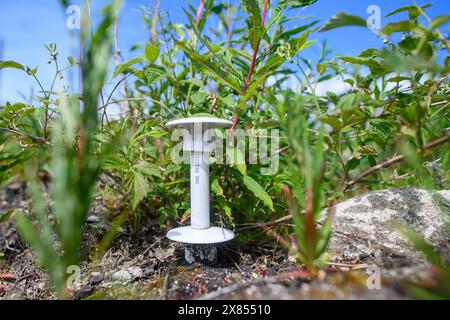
[167, 226, 235, 244]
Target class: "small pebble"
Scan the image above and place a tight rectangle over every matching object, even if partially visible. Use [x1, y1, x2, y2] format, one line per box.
[89, 274, 104, 286]
[111, 270, 132, 282]
[144, 267, 155, 277]
[127, 266, 143, 279]
[87, 215, 100, 223]
[75, 285, 94, 299]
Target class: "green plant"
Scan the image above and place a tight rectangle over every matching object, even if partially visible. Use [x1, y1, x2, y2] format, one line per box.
[12, 1, 122, 298]
[0, 0, 448, 296]
[277, 93, 333, 273]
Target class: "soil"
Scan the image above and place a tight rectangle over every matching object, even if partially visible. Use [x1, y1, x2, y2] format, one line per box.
[0, 184, 440, 300]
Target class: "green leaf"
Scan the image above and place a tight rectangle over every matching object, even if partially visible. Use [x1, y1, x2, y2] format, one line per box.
[189, 112, 217, 118]
[276, 21, 319, 41]
[338, 55, 389, 77]
[382, 21, 417, 36]
[337, 93, 370, 110]
[242, 0, 262, 50]
[266, 0, 318, 32]
[0, 60, 26, 71]
[320, 13, 367, 32]
[179, 78, 203, 87]
[4, 102, 27, 113]
[145, 43, 160, 63]
[387, 76, 410, 83]
[380, 48, 439, 73]
[242, 175, 274, 211]
[27, 67, 38, 76]
[134, 161, 161, 177]
[0, 210, 16, 222]
[430, 15, 450, 29]
[190, 91, 208, 105]
[385, 3, 431, 20]
[184, 10, 242, 80]
[126, 171, 150, 210]
[316, 211, 333, 257]
[145, 65, 166, 86]
[211, 177, 224, 196]
[67, 56, 75, 66]
[176, 41, 241, 92]
[320, 115, 343, 131]
[113, 56, 144, 77]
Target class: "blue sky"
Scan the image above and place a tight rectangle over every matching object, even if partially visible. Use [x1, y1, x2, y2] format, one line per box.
[0, 0, 449, 104]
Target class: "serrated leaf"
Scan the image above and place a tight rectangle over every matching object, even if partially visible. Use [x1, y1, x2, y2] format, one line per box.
[126, 171, 150, 210]
[243, 175, 274, 211]
[145, 65, 165, 86]
[320, 13, 367, 32]
[134, 161, 161, 177]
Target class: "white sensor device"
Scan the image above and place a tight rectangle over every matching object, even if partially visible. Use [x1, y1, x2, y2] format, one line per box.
[165, 117, 235, 244]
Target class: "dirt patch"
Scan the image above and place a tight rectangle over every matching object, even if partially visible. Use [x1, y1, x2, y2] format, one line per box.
[0, 185, 446, 300]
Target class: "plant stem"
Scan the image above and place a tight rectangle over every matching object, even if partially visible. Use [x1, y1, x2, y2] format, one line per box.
[231, 0, 270, 129]
[236, 214, 294, 232]
[412, 0, 450, 52]
[226, 2, 233, 49]
[196, 0, 205, 26]
[0, 127, 48, 144]
[344, 133, 450, 191]
[261, 0, 269, 27]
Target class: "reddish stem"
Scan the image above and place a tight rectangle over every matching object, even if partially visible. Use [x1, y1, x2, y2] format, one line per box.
[232, 108, 243, 129]
[231, 0, 269, 129]
[242, 49, 258, 94]
[196, 0, 205, 26]
[261, 0, 269, 27]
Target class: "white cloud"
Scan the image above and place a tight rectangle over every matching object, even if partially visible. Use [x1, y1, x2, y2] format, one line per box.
[312, 76, 352, 96]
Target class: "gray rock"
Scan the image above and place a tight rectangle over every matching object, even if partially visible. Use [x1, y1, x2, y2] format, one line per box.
[86, 215, 100, 223]
[111, 270, 133, 282]
[144, 267, 155, 277]
[127, 266, 143, 279]
[110, 267, 143, 283]
[185, 244, 217, 265]
[75, 285, 94, 300]
[327, 188, 449, 267]
[89, 274, 104, 286]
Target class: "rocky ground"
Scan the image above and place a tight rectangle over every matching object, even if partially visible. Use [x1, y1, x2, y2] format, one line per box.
[0, 184, 449, 300]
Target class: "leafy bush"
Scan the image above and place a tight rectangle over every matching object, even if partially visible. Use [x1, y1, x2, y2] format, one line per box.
[0, 0, 448, 297]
